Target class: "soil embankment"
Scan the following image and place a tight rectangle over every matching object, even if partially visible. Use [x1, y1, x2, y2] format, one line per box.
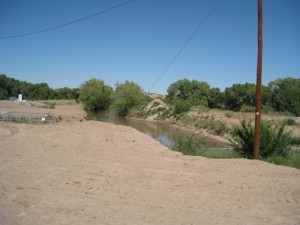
[0, 101, 299, 225]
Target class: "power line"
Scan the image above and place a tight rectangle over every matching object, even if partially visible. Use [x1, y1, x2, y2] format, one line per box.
[147, 0, 222, 93]
[0, 0, 134, 39]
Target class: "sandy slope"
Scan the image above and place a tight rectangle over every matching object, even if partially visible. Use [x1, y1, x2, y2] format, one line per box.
[0, 102, 300, 225]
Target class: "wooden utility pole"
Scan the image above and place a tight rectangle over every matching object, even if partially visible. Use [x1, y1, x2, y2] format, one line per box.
[254, 0, 263, 160]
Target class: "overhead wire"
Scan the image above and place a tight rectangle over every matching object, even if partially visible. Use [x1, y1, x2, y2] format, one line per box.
[147, 0, 223, 92]
[0, 0, 134, 39]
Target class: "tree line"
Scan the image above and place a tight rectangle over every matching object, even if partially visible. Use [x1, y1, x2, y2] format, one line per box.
[166, 77, 300, 116]
[1, 74, 299, 116]
[0, 74, 79, 100]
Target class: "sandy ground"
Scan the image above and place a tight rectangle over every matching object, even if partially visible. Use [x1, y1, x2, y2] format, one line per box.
[0, 101, 300, 225]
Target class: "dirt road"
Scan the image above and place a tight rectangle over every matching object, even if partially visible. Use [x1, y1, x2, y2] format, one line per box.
[0, 102, 300, 225]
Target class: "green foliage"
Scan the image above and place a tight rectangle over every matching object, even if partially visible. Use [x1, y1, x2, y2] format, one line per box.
[174, 137, 240, 158]
[79, 78, 113, 113]
[2, 74, 299, 116]
[291, 137, 300, 146]
[166, 79, 211, 108]
[285, 118, 297, 126]
[240, 105, 256, 113]
[195, 118, 228, 135]
[208, 87, 223, 108]
[230, 120, 292, 159]
[178, 114, 228, 135]
[201, 149, 241, 159]
[224, 83, 256, 111]
[173, 98, 191, 115]
[151, 101, 160, 108]
[174, 137, 202, 155]
[265, 152, 300, 169]
[111, 81, 150, 116]
[0, 74, 79, 100]
[55, 87, 79, 100]
[268, 77, 300, 116]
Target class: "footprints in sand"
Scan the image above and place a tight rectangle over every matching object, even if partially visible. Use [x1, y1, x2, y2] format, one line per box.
[64, 176, 101, 196]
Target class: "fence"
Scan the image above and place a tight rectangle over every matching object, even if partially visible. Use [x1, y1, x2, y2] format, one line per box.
[0, 112, 57, 124]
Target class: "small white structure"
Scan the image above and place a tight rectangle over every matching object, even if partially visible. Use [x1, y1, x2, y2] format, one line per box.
[18, 94, 22, 102]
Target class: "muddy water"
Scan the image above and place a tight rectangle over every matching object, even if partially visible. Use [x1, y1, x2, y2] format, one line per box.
[94, 111, 194, 149]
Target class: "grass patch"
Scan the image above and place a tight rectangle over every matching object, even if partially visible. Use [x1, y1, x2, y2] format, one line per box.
[265, 152, 300, 169]
[178, 114, 228, 135]
[173, 136, 300, 168]
[151, 101, 160, 108]
[173, 137, 240, 158]
[200, 149, 241, 159]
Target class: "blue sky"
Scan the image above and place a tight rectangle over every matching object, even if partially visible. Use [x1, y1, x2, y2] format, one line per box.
[0, 0, 299, 94]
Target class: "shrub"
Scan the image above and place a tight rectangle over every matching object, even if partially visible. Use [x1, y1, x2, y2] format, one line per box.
[174, 137, 202, 155]
[240, 105, 256, 112]
[151, 101, 160, 108]
[291, 137, 300, 146]
[195, 119, 228, 135]
[112, 81, 150, 116]
[79, 78, 112, 113]
[174, 137, 241, 158]
[265, 152, 300, 169]
[210, 120, 228, 135]
[173, 98, 191, 115]
[285, 118, 297, 126]
[230, 120, 292, 159]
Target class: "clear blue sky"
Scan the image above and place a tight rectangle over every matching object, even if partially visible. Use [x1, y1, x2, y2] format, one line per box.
[0, 0, 299, 94]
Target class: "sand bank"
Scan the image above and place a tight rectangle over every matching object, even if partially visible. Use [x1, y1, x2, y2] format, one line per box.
[0, 101, 299, 225]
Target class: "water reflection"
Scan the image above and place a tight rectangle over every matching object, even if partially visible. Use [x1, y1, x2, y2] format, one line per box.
[94, 111, 184, 149]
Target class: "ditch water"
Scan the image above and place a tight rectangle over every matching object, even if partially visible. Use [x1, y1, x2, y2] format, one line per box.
[94, 111, 195, 149]
[94, 111, 225, 150]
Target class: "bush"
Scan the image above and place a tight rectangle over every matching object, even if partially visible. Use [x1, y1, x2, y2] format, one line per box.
[173, 137, 202, 155]
[79, 78, 112, 113]
[285, 118, 297, 126]
[195, 119, 228, 135]
[173, 98, 191, 115]
[230, 120, 292, 159]
[173, 137, 240, 158]
[265, 152, 300, 169]
[291, 137, 300, 146]
[112, 81, 150, 116]
[151, 101, 160, 108]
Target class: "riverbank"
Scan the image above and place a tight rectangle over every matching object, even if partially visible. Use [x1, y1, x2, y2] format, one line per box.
[131, 98, 300, 148]
[1, 101, 300, 225]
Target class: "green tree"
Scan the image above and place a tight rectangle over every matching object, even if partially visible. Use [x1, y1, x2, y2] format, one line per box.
[112, 81, 149, 115]
[208, 87, 223, 108]
[55, 87, 79, 100]
[79, 78, 113, 112]
[268, 77, 300, 116]
[224, 83, 256, 111]
[166, 79, 211, 107]
[0, 74, 14, 99]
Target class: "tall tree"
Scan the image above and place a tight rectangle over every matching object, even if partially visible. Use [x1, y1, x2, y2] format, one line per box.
[269, 77, 300, 116]
[79, 78, 113, 112]
[112, 81, 149, 115]
[224, 83, 256, 111]
[166, 79, 211, 107]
